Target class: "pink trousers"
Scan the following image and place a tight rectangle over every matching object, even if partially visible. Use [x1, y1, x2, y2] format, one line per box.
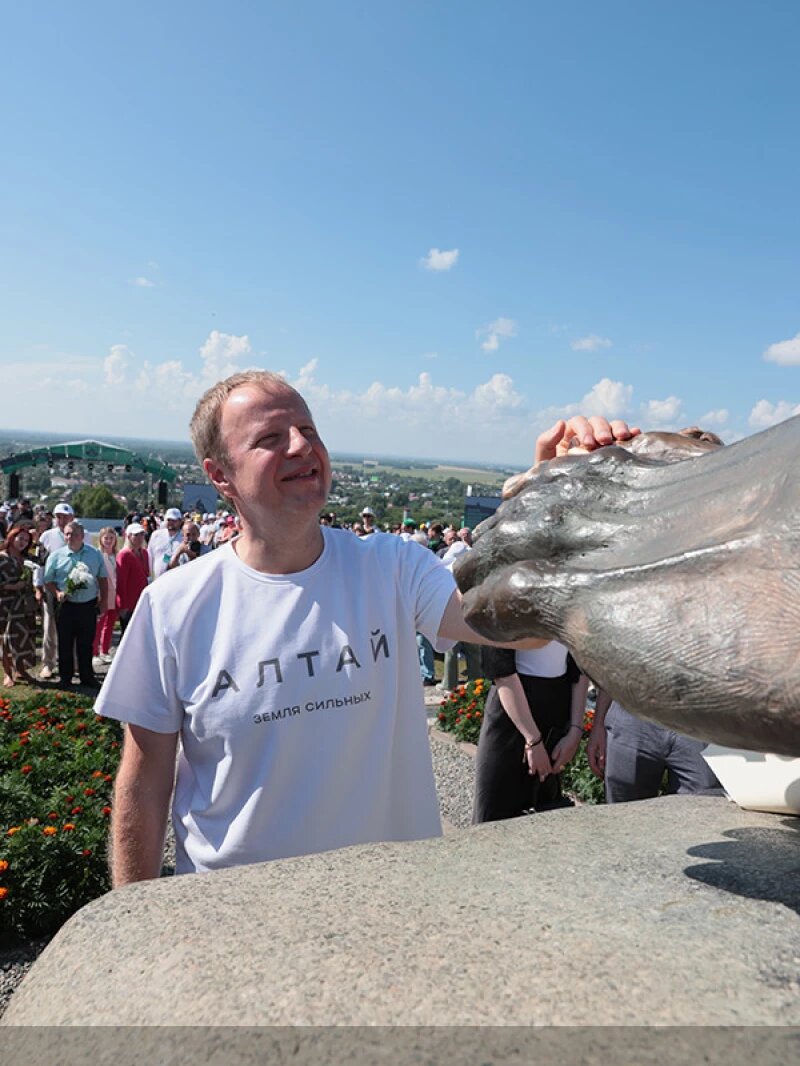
[93, 609, 118, 656]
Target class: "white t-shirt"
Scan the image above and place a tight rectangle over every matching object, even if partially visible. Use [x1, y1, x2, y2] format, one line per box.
[147, 527, 183, 579]
[96, 527, 456, 874]
[515, 641, 569, 678]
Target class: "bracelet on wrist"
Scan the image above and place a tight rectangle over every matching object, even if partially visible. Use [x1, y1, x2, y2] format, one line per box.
[568, 724, 583, 733]
[524, 736, 543, 749]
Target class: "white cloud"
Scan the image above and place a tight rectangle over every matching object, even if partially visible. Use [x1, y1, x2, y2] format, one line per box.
[198, 330, 252, 382]
[420, 247, 459, 272]
[641, 395, 682, 427]
[103, 344, 132, 386]
[478, 317, 518, 353]
[699, 408, 729, 427]
[578, 378, 633, 419]
[130, 276, 155, 288]
[763, 332, 800, 366]
[571, 334, 612, 352]
[748, 399, 800, 429]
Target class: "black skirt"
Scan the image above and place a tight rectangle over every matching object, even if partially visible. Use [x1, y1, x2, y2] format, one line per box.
[472, 670, 575, 824]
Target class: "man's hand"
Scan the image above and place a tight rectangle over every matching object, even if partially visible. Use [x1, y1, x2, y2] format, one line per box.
[550, 727, 582, 774]
[523, 740, 552, 782]
[535, 416, 641, 464]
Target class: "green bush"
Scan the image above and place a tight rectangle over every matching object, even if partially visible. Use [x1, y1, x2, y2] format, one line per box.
[435, 680, 605, 805]
[0, 690, 123, 945]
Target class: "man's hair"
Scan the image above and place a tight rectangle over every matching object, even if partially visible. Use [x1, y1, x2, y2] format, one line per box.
[190, 370, 307, 468]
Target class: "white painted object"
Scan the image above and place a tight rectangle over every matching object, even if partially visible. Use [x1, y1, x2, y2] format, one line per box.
[702, 745, 800, 815]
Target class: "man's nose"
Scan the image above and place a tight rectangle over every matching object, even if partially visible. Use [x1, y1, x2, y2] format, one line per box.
[286, 426, 312, 455]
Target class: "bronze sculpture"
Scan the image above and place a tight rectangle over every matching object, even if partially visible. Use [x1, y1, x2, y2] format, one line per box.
[455, 418, 800, 756]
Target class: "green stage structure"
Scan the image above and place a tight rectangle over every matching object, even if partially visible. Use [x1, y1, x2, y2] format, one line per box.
[0, 439, 178, 503]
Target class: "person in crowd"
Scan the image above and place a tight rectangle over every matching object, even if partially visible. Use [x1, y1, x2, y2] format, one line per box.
[33, 502, 74, 680]
[147, 508, 184, 579]
[139, 515, 156, 543]
[439, 526, 481, 694]
[0, 523, 38, 687]
[94, 368, 635, 884]
[115, 523, 150, 636]
[167, 521, 205, 569]
[44, 521, 107, 690]
[92, 527, 119, 666]
[398, 518, 416, 542]
[473, 643, 589, 822]
[436, 528, 457, 558]
[587, 688, 720, 802]
[426, 523, 444, 554]
[360, 508, 378, 536]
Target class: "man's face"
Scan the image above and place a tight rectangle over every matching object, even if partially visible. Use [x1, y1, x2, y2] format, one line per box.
[64, 524, 84, 550]
[205, 386, 331, 527]
[166, 518, 181, 534]
[55, 512, 71, 530]
[183, 522, 200, 542]
[444, 529, 457, 546]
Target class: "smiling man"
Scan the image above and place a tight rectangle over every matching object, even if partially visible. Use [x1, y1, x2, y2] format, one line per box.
[95, 369, 635, 884]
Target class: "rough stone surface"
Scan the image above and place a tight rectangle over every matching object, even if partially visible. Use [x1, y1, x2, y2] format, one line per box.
[4, 797, 800, 1028]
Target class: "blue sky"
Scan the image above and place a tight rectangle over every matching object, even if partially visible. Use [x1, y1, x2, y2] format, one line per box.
[2, 0, 799, 464]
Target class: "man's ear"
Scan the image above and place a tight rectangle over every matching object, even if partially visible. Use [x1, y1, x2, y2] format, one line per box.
[203, 458, 234, 500]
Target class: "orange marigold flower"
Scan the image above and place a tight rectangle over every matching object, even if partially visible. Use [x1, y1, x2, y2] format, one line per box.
[92, 770, 104, 778]
[56, 722, 64, 730]
[0, 887, 9, 901]
[62, 823, 75, 832]
[0, 859, 8, 872]
[7, 827, 21, 836]
[42, 826, 57, 837]
[21, 765, 32, 775]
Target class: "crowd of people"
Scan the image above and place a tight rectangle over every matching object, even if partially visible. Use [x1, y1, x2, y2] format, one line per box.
[0, 497, 243, 692]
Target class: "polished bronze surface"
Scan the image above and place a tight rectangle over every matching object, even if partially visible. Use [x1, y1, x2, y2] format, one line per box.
[455, 420, 800, 756]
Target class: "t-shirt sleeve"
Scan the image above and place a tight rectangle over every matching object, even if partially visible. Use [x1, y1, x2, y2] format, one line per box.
[94, 588, 183, 733]
[396, 539, 457, 645]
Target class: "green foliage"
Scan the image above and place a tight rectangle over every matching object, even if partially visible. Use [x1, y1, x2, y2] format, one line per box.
[436, 682, 605, 805]
[71, 484, 126, 518]
[0, 690, 123, 945]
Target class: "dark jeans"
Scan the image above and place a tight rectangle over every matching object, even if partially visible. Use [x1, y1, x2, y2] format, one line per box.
[57, 601, 98, 686]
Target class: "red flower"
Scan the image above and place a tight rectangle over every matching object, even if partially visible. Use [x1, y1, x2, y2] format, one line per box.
[21, 765, 32, 775]
[84, 788, 96, 796]
[101, 806, 112, 817]
[62, 823, 75, 832]
[48, 811, 58, 820]
[71, 806, 83, 815]
[82, 849, 92, 857]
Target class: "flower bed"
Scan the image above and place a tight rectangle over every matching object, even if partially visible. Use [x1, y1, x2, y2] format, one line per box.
[0, 690, 122, 946]
[435, 680, 604, 805]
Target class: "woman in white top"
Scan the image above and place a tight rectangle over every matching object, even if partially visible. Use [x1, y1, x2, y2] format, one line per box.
[92, 527, 118, 663]
[473, 643, 589, 822]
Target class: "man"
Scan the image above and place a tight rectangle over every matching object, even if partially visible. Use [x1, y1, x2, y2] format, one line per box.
[34, 502, 74, 679]
[96, 369, 634, 884]
[360, 507, 378, 536]
[166, 520, 205, 569]
[44, 521, 107, 689]
[147, 508, 184, 579]
[399, 518, 416, 542]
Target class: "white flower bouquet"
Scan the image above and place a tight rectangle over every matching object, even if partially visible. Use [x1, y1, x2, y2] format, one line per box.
[64, 561, 94, 597]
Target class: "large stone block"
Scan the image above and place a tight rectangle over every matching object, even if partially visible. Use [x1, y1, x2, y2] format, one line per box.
[4, 796, 799, 1030]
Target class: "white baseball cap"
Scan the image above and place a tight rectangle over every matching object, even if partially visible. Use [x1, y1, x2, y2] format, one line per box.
[53, 503, 75, 516]
[164, 508, 183, 521]
[361, 507, 374, 517]
[126, 523, 146, 536]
